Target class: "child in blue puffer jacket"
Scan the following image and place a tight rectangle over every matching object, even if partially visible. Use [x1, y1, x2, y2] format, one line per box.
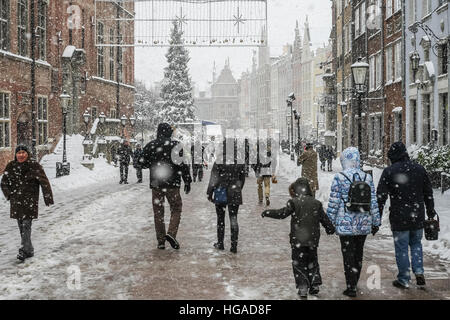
[326, 147, 381, 298]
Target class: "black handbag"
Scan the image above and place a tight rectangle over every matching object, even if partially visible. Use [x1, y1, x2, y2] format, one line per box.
[424, 214, 440, 241]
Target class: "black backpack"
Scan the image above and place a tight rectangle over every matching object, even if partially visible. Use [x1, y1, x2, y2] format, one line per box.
[340, 172, 372, 213]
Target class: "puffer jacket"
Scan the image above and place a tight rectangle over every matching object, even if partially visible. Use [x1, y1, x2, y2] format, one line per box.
[326, 147, 381, 236]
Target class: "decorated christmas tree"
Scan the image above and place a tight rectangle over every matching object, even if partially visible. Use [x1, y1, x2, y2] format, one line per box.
[160, 21, 196, 124]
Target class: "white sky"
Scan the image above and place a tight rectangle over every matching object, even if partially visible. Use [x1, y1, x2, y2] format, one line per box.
[135, 0, 332, 90]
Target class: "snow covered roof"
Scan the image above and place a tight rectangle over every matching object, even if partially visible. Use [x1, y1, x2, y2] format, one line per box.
[392, 107, 403, 113]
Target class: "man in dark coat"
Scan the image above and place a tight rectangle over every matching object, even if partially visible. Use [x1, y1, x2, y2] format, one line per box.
[191, 140, 205, 182]
[262, 178, 335, 298]
[143, 123, 192, 250]
[1, 145, 54, 261]
[297, 143, 319, 196]
[207, 139, 246, 253]
[326, 146, 335, 172]
[377, 141, 435, 289]
[117, 140, 133, 184]
[133, 144, 144, 183]
[319, 145, 326, 171]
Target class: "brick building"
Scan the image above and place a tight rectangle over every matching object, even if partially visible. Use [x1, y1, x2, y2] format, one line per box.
[0, 0, 135, 172]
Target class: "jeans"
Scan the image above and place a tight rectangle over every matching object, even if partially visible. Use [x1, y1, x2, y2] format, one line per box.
[339, 235, 367, 289]
[215, 204, 239, 246]
[393, 229, 424, 285]
[292, 246, 322, 290]
[136, 167, 142, 182]
[192, 165, 203, 182]
[18, 219, 34, 255]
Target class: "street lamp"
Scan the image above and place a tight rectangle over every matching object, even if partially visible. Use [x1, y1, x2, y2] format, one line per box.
[410, 50, 421, 80]
[287, 92, 296, 161]
[340, 101, 348, 115]
[350, 57, 369, 159]
[99, 111, 106, 125]
[83, 110, 91, 139]
[56, 90, 71, 177]
[120, 114, 127, 138]
[293, 109, 301, 158]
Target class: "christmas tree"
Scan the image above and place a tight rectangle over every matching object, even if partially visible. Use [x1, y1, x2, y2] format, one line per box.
[160, 21, 196, 124]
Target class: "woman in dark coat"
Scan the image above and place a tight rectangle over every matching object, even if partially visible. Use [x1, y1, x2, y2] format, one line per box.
[1, 145, 54, 261]
[262, 178, 335, 298]
[207, 139, 246, 253]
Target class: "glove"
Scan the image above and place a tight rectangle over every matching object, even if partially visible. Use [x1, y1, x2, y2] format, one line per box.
[371, 226, 379, 236]
[207, 194, 214, 203]
[427, 209, 437, 219]
[184, 183, 191, 194]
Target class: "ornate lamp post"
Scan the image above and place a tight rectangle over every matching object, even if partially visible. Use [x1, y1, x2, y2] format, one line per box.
[293, 109, 301, 156]
[351, 57, 369, 158]
[83, 110, 91, 139]
[56, 90, 71, 177]
[287, 92, 296, 161]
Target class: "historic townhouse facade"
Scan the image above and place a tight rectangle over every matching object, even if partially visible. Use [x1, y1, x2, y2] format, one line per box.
[404, 0, 449, 148]
[0, 0, 135, 172]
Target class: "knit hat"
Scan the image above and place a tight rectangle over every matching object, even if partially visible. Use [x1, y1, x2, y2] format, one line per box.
[15, 144, 30, 161]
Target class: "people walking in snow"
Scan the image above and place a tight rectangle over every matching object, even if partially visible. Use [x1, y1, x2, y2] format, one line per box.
[191, 140, 205, 182]
[326, 147, 381, 297]
[143, 123, 192, 250]
[261, 177, 335, 298]
[377, 141, 435, 289]
[117, 140, 133, 184]
[319, 145, 327, 171]
[297, 143, 319, 197]
[133, 143, 144, 183]
[207, 139, 246, 253]
[1, 145, 54, 261]
[326, 146, 335, 172]
[252, 139, 276, 206]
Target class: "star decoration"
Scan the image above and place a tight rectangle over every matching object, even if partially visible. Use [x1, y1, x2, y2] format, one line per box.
[233, 6, 246, 34]
[175, 7, 187, 31]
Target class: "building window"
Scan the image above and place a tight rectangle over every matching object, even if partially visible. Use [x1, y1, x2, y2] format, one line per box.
[411, 99, 417, 144]
[386, 46, 393, 82]
[369, 56, 375, 90]
[422, 0, 432, 17]
[376, 53, 382, 88]
[17, 0, 28, 57]
[117, 33, 123, 82]
[0, 0, 9, 51]
[97, 22, 105, 78]
[441, 93, 449, 145]
[378, 114, 383, 150]
[109, 28, 115, 81]
[394, 41, 402, 79]
[38, 97, 48, 145]
[408, 0, 416, 25]
[423, 94, 431, 144]
[386, 0, 393, 19]
[37, 0, 47, 60]
[394, 112, 402, 142]
[0, 92, 10, 148]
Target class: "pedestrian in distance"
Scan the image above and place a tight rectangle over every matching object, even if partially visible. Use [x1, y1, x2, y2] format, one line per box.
[1, 145, 54, 261]
[191, 140, 205, 183]
[133, 143, 144, 183]
[297, 143, 319, 197]
[142, 123, 192, 250]
[326, 147, 381, 298]
[377, 141, 436, 290]
[326, 146, 336, 172]
[207, 139, 246, 254]
[252, 139, 276, 206]
[117, 140, 133, 184]
[319, 145, 327, 171]
[261, 177, 335, 299]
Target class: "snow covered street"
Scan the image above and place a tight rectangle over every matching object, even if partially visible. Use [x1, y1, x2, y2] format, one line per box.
[0, 145, 449, 300]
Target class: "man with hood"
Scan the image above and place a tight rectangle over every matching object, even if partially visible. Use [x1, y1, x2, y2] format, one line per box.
[377, 142, 435, 289]
[133, 143, 144, 183]
[1, 145, 54, 261]
[142, 123, 192, 250]
[326, 147, 381, 297]
[261, 178, 335, 298]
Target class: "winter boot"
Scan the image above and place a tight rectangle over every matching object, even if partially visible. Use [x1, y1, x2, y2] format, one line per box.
[298, 286, 308, 299]
[343, 287, 357, 297]
[230, 242, 237, 254]
[416, 274, 426, 287]
[266, 197, 270, 206]
[119, 180, 123, 184]
[393, 280, 409, 289]
[309, 285, 320, 295]
[157, 242, 166, 250]
[165, 234, 180, 250]
[214, 242, 224, 250]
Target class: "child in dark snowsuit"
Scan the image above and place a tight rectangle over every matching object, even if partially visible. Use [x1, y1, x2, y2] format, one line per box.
[261, 177, 335, 298]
